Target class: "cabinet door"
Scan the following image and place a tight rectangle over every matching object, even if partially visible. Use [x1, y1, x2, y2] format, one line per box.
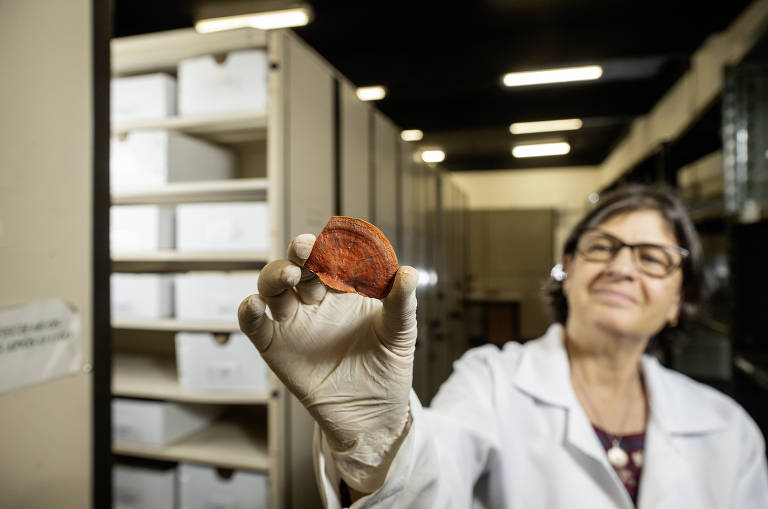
[284, 32, 335, 240]
[0, 0, 108, 507]
[280, 31, 334, 509]
[373, 111, 399, 251]
[340, 81, 372, 220]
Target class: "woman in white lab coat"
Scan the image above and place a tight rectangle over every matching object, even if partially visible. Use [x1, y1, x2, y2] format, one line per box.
[238, 185, 768, 508]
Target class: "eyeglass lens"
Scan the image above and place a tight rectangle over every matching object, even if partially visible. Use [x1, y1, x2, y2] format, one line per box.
[577, 231, 683, 277]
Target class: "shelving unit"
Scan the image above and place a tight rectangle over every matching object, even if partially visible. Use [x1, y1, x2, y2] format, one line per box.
[109, 27, 346, 509]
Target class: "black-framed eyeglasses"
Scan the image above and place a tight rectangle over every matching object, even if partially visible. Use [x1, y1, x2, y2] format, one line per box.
[575, 229, 689, 278]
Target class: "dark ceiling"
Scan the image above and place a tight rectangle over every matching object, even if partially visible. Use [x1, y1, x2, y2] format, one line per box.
[114, 0, 755, 171]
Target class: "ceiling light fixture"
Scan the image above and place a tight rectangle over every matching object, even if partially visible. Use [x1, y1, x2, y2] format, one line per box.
[510, 118, 583, 135]
[401, 129, 423, 141]
[356, 86, 387, 101]
[503, 65, 603, 87]
[421, 150, 445, 164]
[512, 142, 570, 158]
[195, 6, 312, 33]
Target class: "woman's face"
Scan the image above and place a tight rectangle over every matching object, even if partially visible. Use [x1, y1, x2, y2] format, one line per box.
[563, 209, 684, 340]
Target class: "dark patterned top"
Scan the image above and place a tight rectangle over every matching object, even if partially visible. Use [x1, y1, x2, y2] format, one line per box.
[593, 425, 646, 506]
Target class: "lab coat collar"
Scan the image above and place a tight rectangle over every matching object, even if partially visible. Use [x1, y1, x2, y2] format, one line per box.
[511, 323, 729, 435]
[512, 324, 729, 507]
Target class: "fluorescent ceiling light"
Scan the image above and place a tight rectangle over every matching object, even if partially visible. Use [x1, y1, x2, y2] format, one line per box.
[356, 86, 387, 101]
[510, 118, 583, 135]
[503, 65, 603, 87]
[401, 129, 423, 141]
[421, 150, 445, 163]
[195, 7, 311, 33]
[512, 142, 570, 158]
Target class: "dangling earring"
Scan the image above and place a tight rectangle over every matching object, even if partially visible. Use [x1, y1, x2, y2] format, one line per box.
[551, 263, 568, 282]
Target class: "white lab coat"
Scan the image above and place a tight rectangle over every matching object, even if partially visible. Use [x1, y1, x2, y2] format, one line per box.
[314, 324, 768, 508]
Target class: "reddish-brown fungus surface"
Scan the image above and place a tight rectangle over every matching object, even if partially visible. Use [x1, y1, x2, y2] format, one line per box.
[305, 216, 399, 299]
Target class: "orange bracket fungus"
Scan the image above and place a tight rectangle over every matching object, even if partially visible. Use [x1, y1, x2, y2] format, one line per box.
[305, 216, 399, 299]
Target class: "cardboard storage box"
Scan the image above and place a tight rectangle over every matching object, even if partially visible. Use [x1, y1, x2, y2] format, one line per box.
[111, 205, 174, 253]
[112, 398, 220, 446]
[174, 272, 260, 322]
[111, 130, 235, 191]
[178, 463, 269, 509]
[111, 273, 174, 319]
[178, 49, 268, 116]
[176, 202, 269, 252]
[175, 332, 269, 392]
[111, 73, 177, 123]
[113, 463, 176, 509]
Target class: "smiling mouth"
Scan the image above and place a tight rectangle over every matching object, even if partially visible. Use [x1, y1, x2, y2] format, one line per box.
[592, 289, 637, 304]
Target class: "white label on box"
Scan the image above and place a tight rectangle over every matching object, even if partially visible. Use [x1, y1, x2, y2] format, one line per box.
[208, 360, 240, 382]
[204, 495, 237, 509]
[114, 485, 141, 506]
[114, 422, 141, 443]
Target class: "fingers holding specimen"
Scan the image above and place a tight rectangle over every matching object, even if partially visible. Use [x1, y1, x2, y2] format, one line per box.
[257, 260, 301, 321]
[287, 234, 327, 304]
[386, 265, 419, 303]
[238, 294, 274, 352]
[287, 234, 316, 266]
[379, 266, 419, 353]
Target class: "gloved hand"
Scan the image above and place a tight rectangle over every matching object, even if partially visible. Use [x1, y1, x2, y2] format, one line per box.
[238, 234, 419, 494]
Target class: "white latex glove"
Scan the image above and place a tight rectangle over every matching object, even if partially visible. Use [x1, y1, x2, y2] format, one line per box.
[238, 234, 418, 494]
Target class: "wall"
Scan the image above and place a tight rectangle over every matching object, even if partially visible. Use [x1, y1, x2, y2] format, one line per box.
[451, 167, 599, 261]
[450, 167, 599, 340]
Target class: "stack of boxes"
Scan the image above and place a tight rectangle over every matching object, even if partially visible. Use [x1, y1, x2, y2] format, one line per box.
[111, 49, 270, 509]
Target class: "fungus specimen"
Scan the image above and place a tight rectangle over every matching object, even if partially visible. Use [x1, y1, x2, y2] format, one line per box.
[305, 216, 399, 299]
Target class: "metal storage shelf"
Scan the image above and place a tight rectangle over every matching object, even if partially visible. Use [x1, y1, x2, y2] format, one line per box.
[111, 178, 268, 205]
[112, 111, 267, 144]
[111, 250, 268, 272]
[113, 353, 269, 405]
[112, 318, 240, 333]
[113, 418, 269, 471]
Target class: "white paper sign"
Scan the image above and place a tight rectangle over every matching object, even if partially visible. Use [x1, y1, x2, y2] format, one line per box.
[0, 299, 82, 392]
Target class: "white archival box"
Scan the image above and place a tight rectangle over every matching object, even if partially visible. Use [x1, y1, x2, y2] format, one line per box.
[111, 205, 175, 253]
[111, 73, 177, 123]
[113, 463, 176, 509]
[178, 49, 268, 116]
[112, 398, 220, 446]
[178, 462, 269, 509]
[110, 129, 235, 191]
[175, 332, 269, 393]
[111, 273, 174, 319]
[176, 202, 269, 252]
[174, 272, 260, 322]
